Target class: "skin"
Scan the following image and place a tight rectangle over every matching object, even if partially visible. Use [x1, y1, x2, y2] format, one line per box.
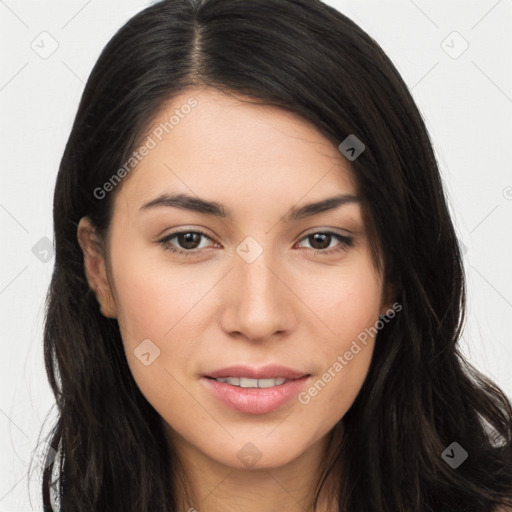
[77, 86, 394, 512]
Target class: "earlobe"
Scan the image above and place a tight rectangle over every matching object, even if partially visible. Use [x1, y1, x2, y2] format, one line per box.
[380, 304, 393, 318]
[380, 281, 399, 317]
[77, 216, 117, 319]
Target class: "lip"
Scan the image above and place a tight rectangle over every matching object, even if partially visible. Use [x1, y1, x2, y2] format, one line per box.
[204, 364, 309, 380]
[201, 374, 311, 415]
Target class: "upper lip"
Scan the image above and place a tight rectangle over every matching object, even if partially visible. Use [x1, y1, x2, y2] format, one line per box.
[204, 365, 310, 380]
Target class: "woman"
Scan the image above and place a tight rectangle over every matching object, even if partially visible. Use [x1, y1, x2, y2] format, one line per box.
[40, 0, 512, 510]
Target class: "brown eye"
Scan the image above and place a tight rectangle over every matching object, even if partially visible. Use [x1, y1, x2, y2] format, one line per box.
[174, 232, 203, 250]
[158, 230, 214, 255]
[297, 232, 353, 255]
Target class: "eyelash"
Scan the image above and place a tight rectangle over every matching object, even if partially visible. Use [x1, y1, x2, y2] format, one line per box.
[157, 229, 353, 257]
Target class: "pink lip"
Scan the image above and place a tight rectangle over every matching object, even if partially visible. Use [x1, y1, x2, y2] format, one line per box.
[201, 375, 311, 415]
[204, 364, 309, 380]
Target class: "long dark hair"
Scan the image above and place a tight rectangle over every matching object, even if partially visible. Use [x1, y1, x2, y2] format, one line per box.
[38, 0, 512, 510]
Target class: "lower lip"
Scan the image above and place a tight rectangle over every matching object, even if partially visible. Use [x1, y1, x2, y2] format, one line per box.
[201, 376, 311, 415]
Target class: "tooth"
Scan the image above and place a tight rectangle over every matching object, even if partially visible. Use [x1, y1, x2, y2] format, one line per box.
[257, 378, 277, 388]
[213, 377, 289, 387]
[239, 377, 259, 388]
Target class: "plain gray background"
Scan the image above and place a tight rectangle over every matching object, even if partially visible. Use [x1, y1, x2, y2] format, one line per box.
[1, 0, 511, 510]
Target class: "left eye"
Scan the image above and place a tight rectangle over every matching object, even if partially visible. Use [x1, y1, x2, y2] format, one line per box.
[158, 230, 353, 256]
[296, 232, 353, 254]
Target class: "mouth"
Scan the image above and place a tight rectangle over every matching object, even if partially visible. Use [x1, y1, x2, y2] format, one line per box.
[201, 369, 311, 415]
[203, 364, 309, 382]
[204, 376, 307, 388]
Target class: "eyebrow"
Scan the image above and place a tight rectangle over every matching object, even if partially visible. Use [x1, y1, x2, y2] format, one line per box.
[139, 192, 360, 222]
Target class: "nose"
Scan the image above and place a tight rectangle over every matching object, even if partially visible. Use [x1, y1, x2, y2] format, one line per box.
[218, 245, 298, 343]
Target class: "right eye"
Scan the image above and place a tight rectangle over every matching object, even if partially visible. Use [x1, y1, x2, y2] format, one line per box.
[158, 230, 217, 256]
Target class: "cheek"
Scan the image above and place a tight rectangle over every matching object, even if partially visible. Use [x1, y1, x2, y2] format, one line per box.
[296, 345, 374, 439]
[294, 261, 382, 424]
[297, 315, 377, 435]
[110, 248, 210, 344]
[107, 247, 212, 391]
[301, 257, 383, 344]
[110, 263, 204, 418]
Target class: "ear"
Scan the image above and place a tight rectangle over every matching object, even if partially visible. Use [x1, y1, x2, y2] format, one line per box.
[77, 216, 117, 319]
[380, 279, 398, 317]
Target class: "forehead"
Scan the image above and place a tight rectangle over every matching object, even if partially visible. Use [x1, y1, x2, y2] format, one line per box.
[115, 87, 358, 218]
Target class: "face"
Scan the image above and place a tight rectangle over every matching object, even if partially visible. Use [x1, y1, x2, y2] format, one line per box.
[78, 87, 392, 472]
